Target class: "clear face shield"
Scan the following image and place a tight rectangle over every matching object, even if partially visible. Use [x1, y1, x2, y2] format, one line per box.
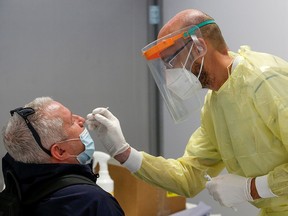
[142, 20, 215, 123]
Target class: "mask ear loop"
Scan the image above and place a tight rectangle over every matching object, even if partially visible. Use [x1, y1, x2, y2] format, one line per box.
[181, 39, 195, 83]
[197, 57, 204, 80]
[182, 42, 194, 69]
[182, 35, 205, 82]
[190, 35, 205, 81]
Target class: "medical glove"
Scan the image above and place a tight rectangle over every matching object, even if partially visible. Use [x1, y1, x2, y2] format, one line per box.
[86, 113, 100, 130]
[87, 107, 130, 157]
[205, 174, 253, 208]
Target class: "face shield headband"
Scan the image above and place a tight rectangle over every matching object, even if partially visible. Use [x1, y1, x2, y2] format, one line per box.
[143, 20, 215, 61]
[142, 20, 216, 123]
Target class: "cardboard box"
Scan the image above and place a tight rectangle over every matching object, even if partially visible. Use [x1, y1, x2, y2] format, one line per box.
[107, 164, 186, 216]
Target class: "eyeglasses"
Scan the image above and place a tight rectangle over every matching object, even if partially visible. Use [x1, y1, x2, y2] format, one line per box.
[162, 38, 192, 67]
[10, 107, 51, 156]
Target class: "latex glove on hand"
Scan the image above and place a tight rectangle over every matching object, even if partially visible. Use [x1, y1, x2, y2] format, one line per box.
[205, 174, 253, 208]
[86, 107, 130, 157]
[86, 112, 101, 130]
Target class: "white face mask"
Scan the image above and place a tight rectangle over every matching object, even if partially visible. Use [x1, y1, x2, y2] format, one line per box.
[165, 57, 204, 100]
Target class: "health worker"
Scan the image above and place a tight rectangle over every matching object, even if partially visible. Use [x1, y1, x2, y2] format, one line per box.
[86, 9, 288, 216]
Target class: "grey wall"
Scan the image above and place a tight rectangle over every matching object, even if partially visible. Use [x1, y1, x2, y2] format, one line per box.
[0, 0, 150, 187]
[162, 1, 288, 215]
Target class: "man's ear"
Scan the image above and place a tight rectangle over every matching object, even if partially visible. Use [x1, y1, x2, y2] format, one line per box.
[50, 143, 69, 161]
[195, 38, 207, 57]
[191, 35, 207, 57]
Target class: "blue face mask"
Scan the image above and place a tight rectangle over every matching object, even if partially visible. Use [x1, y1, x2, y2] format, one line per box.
[77, 128, 95, 165]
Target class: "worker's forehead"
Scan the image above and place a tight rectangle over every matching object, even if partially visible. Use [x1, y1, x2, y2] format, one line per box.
[158, 22, 183, 39]
[158, 18, 188, 39]
[158, 9, 203, 39]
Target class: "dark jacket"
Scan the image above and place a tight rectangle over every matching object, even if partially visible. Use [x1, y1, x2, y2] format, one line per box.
[2, 153, 124, 216]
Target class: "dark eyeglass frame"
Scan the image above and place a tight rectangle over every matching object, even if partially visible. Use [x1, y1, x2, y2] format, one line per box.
[162, 38, 193, 67]
[10, 107, 51, 156]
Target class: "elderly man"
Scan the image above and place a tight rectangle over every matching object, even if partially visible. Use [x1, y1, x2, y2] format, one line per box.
[2, 96, 124, 216]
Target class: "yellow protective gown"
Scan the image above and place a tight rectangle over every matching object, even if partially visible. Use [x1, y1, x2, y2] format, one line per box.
[135, 46, 288, 216]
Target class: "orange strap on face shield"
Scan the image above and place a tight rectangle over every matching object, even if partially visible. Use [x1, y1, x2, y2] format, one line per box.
[143, 33, 184, 60]
[143, 19, 216, 61]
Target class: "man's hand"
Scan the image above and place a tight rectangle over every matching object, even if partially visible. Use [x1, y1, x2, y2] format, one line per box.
[205, 174, 253, 208]
[86, 107, 130, 157]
